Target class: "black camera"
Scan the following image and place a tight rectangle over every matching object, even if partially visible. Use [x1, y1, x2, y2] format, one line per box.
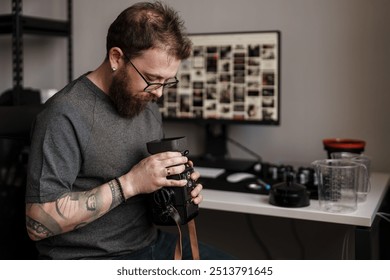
[146, 137, 199, 225]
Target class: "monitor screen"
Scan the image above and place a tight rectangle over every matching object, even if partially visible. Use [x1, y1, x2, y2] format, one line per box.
[158, 31, 281, 125]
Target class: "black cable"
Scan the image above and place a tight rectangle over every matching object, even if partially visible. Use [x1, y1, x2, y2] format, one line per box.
[227, 137, 263, 162]
[245, 214, 272, 259]
[341, 228, 352, 259]
[377, 212, 390, 223]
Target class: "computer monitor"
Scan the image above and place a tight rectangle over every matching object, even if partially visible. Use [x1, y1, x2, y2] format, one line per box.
[158, 31, 281, 162]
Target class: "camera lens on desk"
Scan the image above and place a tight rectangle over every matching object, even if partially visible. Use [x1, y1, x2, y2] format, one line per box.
[266, 164, 278, 180]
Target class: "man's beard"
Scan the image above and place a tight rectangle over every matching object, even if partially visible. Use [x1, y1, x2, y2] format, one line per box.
[108, 67, 157, 118]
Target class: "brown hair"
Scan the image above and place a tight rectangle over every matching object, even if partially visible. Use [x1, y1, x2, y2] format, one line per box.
[106, 1, 192, 60]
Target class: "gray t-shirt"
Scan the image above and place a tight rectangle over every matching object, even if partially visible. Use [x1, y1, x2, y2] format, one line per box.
[26, 74, 163, 259]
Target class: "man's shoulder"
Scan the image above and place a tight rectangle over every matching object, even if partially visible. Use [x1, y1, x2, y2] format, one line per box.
[42, 75, 103, 116]
[33, 76, 101, 132]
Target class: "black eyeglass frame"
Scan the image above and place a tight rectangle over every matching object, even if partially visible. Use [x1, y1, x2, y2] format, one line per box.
[122, 53, 179, 93]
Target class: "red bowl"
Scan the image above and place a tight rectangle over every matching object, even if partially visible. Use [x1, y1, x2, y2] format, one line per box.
[323, 138, 365, 158]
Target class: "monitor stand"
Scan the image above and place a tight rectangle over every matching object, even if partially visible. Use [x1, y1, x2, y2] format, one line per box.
[191, 123, 256, 172]
[204, 123, 227, 160]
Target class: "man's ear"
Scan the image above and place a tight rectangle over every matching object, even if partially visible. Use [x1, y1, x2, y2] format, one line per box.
[108, 47, 124, 70]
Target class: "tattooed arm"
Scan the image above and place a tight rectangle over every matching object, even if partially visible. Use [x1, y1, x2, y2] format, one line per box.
[26, 151, 198, 241]
[26, 179, 125, 241]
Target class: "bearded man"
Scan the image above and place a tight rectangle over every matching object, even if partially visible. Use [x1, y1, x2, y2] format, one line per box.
[25, 1, 232, 260]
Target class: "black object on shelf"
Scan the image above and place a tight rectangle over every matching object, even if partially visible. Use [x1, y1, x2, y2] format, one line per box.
[0, 88, 41, 106]
[0, 105, 43, 140]
[269, 174, 310, 208]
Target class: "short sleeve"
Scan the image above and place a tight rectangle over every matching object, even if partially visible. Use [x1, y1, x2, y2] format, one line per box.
[25, 104, 83, 203]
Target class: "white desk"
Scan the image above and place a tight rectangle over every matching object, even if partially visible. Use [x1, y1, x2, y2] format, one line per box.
[200, 172, 390, 259]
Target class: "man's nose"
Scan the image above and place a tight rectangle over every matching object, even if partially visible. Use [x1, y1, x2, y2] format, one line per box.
[150, 87, 164, 98]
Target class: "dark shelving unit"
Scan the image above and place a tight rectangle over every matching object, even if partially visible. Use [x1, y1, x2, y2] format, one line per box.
[0, 0, 73, 105]
[0, 0, 73, 260]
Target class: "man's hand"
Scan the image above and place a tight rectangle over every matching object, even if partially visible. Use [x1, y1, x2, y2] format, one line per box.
[120, 151, 189, 198]
[188, 161, 203, 205]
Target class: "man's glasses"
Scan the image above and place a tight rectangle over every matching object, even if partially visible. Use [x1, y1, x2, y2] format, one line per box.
[123, 54, 179, 93]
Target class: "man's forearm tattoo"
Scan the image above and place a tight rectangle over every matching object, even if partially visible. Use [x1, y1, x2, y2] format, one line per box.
[56, 192, 83, 219]
[26, 215, 54, 240]
[108, 179, 125, 209]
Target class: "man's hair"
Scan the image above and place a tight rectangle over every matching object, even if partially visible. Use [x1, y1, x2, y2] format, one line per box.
[106, 1, 192, 60]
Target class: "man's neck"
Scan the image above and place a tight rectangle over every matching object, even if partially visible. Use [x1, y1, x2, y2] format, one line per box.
[86, 62, 112, 95]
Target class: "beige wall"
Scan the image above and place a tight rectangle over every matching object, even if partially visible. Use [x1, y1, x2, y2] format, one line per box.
[2, 0, 389, 172]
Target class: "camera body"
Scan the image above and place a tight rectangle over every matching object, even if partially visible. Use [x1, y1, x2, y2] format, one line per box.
[146, 137, 199, 225]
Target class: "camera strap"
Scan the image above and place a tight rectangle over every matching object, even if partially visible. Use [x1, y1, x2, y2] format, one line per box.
[174, 219, 199, 260]
[168, 205, 200, 260]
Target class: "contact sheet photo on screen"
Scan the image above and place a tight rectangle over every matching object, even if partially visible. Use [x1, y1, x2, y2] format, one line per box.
[158, 31, 281, 124]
